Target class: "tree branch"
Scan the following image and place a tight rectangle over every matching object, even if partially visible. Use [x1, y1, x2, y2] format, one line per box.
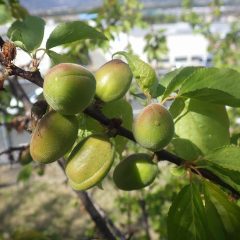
[1, 52, 240, 199]
[8, 64, 43, 87]
[0, 146, 27, 156]
[138, 198, 151, 240]
[0, 36, 4, 48]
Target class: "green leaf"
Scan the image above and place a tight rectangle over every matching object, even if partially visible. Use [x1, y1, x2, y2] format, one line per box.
[17, 164, 32, 182]
[155, 83, 165, 97]
[167, 183, 210, 240]
[130, 92, 146, 99]
[171, 138, 202, 161]
[113, 51, 158, 97]
[198, 160, 240, 193]
[46, 50, 77, 65]
[179, 67, 240, 107]
[203, 145, 240, 171]
[169, 97, 186, 119]
[7, 15, 45, 52]
[46, 21, 107, 49]
[175, 99, 230, 155]
[160, 67, 182, 88]
[0, 5, 11, 24]
[162, 66, 202, 100]
[204, 181, 240, 239]
[203, 183, 228, 240]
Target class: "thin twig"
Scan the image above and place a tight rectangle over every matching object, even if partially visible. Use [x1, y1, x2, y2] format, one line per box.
[138, 195, 151, 240]
[0, 146, 28, 156]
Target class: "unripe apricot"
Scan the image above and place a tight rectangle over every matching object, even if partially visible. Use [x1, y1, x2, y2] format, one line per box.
[44, 63, 96, 115]
[66, 134, 115, 190]
[18, 147, 32, 165]
[78, 99, 133, 154]
[95, 59, 132, 102]
[102, 99, 133, 153]
[133, 103, 174, 151]
[113, 153, 158, 191]
[30, 111, 78, 164]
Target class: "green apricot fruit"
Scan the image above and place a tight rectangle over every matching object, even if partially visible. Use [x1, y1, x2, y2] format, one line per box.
[133, 103, 174, 151]
[30, 111, 78, 164]
[175, 99, 230, 155]
[95, 59, 133, 102]
[18, 147, 33, 165]
[113, 153, 158, 191]
[102, 99, 133, 153]
[78, 99, 133, 154]
[66, 134, 115, 190]
[43, 63, 96, 115]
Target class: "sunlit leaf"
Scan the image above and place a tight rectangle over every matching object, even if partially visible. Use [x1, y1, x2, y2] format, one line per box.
[7, 15, 45, 52]
[113, 51, 158, 97]
[46, 21, 107, 49]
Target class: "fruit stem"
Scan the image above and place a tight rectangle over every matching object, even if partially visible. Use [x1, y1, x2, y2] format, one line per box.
[161, 95, 177, 105]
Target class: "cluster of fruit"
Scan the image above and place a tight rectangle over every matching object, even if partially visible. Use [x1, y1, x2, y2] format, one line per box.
[29, 59, 174, 191]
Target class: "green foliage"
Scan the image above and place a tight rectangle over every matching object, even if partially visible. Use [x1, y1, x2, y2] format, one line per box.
[161, 66, 201, 100]
[175, 99, 230, 155]
[171, 138, 201, 161]
[0, 0, 28, 22]
[161, 66, 240, 112]
[168, 97, 185, 119]
[92, 0, 145, 49]
[204, 181, 240, 239]
[17, 164, 32, 182]
[168, 183, 210, 240]
[7, 15, 45, 52]
[167, 181, 240, 240]
[201, 145, 240, 171]
[46, 21, 107, 49]
[113, 51, 158, 97]
[179, 68, 240, 107]
[8, 1, 28, 20]
[0, 4, 11, 24]
[199, 161, 240, 193]
[144, 29, 168, 67]
[197, 146, 240, 193]
[58, 0, 145, 64]
[46, 50, 77, 65]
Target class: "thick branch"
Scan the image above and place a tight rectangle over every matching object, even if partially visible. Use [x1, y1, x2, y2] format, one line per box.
[9, 64, 43, 87]
[2, 57, 240, 198]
